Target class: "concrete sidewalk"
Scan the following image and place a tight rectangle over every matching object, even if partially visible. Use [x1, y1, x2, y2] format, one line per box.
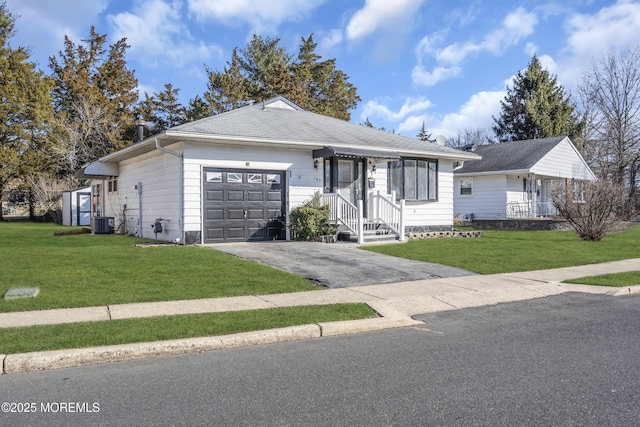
[1, 258, 639, 374]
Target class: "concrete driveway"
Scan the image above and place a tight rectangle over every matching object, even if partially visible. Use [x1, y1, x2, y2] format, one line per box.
[206, 241, 476, 288]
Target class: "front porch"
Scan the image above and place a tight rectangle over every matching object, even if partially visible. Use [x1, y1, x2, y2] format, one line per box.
[321, 191, 405, 243]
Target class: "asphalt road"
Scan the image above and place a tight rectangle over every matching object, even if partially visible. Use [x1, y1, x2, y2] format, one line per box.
[1, 293, 639, 426]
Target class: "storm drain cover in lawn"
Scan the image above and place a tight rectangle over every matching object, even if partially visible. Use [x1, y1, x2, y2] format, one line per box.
[4, 287, 40, 299]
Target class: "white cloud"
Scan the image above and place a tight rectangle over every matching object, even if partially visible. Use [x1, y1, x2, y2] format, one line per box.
[187, 0, 325, 33]
[411, 6, 538, 88]
[411, 65, 461, 87]
[361, 97, 432, 123]
[346, 0, 424, 40]
[432, 91, 505, 138]
[437, 7, 538, 65]
[107, 0, 222, 68]
[565, 0, 640, 56]
[317, 29, 343, 53]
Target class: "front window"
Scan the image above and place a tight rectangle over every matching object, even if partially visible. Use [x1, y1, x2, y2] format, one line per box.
[389, 159, 438, 201]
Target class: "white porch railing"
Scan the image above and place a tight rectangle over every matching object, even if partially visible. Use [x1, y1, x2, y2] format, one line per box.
[369, 191, 405, 240]
[321, 190, 404, 243]
[506, 201, 558, 218]
[321, 191, 360, 236]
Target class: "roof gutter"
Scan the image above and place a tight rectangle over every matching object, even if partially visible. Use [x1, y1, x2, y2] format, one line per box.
[155, 138, 185, 244]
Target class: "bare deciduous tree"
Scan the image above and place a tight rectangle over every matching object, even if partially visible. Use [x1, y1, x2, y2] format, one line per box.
[578, 45, 640, 214]
[551, 179, 628, 241]
[448, 128, 495, 149]
[26, 174, 78, 224]
[51, 96, 110, 175]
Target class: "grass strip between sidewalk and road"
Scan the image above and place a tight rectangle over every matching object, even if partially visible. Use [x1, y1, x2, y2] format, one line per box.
[563, 271, 640, 287]
[0, 303, 376, 354]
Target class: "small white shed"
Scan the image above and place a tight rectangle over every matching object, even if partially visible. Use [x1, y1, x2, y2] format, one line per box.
[62, 187, 92, 226]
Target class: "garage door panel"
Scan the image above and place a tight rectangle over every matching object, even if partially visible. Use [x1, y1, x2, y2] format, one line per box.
[227, 190, 244, 201]
[248, 226, 265, 239]
[227, 208, 245, 220]
[206, 190, 223, 201]
[247, 191, 263, 201]
[227, 227, 246, 239]
[205, 227, 224, 241]
[206, 208, 224, 220]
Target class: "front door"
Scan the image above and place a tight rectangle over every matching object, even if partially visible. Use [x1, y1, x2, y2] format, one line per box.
[337, 159, 364, 205]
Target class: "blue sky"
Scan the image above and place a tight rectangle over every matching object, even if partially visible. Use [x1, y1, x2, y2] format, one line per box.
[5, 0, 640, 139]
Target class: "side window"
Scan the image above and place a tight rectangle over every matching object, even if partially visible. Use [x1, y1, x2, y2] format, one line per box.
[460, 178, 473, 196]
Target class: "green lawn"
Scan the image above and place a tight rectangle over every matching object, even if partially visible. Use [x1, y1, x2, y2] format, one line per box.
[0, 222, 317, 313]
[364, 225, 640, 274]
[564, 271, 640, 287]
[0, 303, 377, 354]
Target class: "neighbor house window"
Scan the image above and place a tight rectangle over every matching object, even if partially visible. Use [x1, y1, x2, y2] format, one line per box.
[572, 179, 586, 203]
[460, 178, 473, 196]
[388, 159, 437, 201]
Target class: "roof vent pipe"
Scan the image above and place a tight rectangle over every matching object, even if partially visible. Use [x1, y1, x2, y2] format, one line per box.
[136, 117, 145, 142]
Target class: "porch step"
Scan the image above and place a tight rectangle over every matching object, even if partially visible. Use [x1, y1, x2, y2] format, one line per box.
[335, 222, 400, 243]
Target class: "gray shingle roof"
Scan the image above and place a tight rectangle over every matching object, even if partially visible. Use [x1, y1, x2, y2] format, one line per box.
[454, 136, 568, 174]
[167, 97, 478, 159]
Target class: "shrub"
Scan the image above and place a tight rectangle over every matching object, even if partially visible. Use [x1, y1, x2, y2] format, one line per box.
[289, 192, 337, 241]
[551, 178, 629, 241]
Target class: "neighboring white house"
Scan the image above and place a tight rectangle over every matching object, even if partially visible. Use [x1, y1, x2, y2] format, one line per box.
[453, 136, 596, 221]
[79, 96, 480, 244]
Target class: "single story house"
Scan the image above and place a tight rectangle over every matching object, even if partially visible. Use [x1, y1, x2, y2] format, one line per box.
[453, 136, 596, 221]
[79, 96, 480, 244]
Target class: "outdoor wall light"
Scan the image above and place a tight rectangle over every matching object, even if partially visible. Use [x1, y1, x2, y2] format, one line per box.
[314, 158, 319, 169]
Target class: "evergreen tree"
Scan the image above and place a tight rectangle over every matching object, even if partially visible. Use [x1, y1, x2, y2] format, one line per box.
[493, 55, 583, 142]
[416, 121, 435, 142]
[152, 83, 187, 132]
[186, 95, 211, 122]
[48, 26, 138, 171]
[0, 2, 54, 218]
[198, 34, 359, 121]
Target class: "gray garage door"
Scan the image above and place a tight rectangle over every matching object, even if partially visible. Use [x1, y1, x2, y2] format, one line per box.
[203, 168, 286, 243]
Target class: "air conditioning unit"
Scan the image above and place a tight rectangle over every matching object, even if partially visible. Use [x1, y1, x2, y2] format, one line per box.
[94, 217, 115, 234]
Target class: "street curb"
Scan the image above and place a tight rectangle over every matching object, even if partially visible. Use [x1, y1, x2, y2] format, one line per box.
[608, 285, 640, 296]
[2, 324, 320, 374]
[1, 314, 422, 374]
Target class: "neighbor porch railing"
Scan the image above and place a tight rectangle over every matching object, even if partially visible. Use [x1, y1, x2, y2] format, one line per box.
[506, 201, 558, 218]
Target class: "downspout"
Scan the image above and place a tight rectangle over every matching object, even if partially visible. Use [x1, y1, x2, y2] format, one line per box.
[155, 138, 185, 244]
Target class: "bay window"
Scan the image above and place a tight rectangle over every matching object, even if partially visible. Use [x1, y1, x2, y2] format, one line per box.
[389, 159, 438, 201]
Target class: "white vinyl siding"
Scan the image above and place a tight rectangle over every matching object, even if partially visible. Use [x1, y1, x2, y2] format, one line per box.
[101, 144, 182, 241]
[530, 139, 595, 180]
[454, 175, 508, 220]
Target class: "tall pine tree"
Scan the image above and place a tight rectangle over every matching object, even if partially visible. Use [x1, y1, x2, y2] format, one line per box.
[493, 55, 583, 142]
[48, 27, 138, 173]
[198, 34, 359, 121]
[0, 2, 54, 218]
